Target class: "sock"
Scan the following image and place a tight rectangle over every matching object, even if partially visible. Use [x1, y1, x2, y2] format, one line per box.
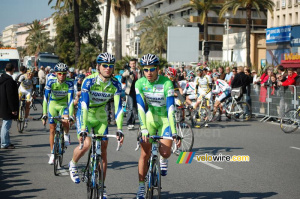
[71, 159, 77, 166]
[139, 181, 144, 186]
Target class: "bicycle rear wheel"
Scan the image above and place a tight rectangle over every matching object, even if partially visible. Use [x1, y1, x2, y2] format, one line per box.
[59, 131, 64, 167]
[191, 107, 210, 128]
[280, 109, 300, 133]
[176, 122, 194, 152]
[232, 101, 251, 122]
[149, 158, 161, 199]
[17, 106, 25, 133]
[30, 99, 43, 120]
[54, 133, 60, 176]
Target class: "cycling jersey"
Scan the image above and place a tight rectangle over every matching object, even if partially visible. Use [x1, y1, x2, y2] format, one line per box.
[195, 75, 212, 95]
[43, 77, 74, 124]
[212, 79, 231, 102]
[18, 74, 34, 101]
[46, 73, 56, 85]
[178, 80, 187, 90]
[77, 73, 123, 138]
[135, 75, 177, 137]
[183, 82, 197, 100]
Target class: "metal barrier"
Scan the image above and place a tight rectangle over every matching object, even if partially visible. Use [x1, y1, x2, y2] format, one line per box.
[249, 84, 299, 122]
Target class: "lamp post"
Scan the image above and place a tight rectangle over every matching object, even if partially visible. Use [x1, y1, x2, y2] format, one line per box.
[224, 12, 230, 62]
[135, 33, 140, 59]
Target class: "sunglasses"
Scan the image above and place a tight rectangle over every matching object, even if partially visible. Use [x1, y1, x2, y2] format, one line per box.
[232, 70, 236, 72]
[102, 64, 114, 68]
[143, 67, 156, 73]
[57, 72, 67, 76]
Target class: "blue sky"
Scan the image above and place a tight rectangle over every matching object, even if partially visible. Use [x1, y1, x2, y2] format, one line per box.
[0, 0, 56, 32]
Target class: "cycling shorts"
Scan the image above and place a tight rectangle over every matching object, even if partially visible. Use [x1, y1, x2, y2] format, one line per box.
[216, 90, 231, 102]
[18, 87, 32, 101]
[146, 111, 172, 143]
[48, 99, 69, 124]
[197, 89, 212, 100]
[76, 106, 108, 141]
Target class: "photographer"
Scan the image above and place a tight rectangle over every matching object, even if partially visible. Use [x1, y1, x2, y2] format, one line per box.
[121, 58, 142, 130]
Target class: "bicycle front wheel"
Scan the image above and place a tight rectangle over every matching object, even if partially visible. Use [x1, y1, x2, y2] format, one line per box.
[59, 131, 64, 167]
[149, 158, 161, 199]
[176, 122, 194, 152]
[280, 109, 300, 133]
[232, 101, 251, 122]
[54, 133, 60, 176]
[191, 107, 210, 128]
[95, 156, 104, 199]
[17, 106, 25, 133]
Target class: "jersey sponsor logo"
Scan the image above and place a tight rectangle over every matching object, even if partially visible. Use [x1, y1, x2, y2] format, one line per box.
[154, 84, 163, 92]
[143, 86, 151, 91]
[144, 93, 165, 107]
[91, 91, 112, 98]
[52, 90, 68, 97]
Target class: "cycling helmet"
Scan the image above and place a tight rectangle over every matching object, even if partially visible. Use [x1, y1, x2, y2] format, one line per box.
[78, 74, 85, 79]
[96, 52, 115, 64]
[186, 71, 195, 82]
[195, 66, 204, 72]
[50, 69, 55, 73]
[119, 70, 124, 75]
[54, 63, 68, 72]
[166, 67, 177, 79]
[212, 72, 220, 78]
[69, 67, 75, 73]
[140, 54, 159, 66]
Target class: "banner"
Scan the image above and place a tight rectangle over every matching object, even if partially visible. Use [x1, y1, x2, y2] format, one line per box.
[266, 26, 291, 44]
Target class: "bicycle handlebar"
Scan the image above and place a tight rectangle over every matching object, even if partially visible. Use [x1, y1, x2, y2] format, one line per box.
[79, 132, 121, 151]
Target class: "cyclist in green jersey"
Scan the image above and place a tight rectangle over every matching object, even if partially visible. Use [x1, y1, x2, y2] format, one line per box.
[135, 54, 181, 199]
[68, 53, 124, 198]
[42, 63, 74, 165]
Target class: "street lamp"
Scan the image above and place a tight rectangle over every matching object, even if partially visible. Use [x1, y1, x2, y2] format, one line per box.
[224, 12, 230, 62]
[135, 32, 140, 59]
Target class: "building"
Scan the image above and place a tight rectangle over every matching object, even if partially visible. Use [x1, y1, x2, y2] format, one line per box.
[2, 25, 19, 47]
[135, 0, 268, 62]
[40, 17, 57, 40]
[266, 0, 300, 67]
[16, 23, 31, 48]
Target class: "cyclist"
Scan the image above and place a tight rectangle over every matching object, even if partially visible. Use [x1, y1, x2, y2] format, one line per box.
[183, 71, 197, 118]
[211, 72, 231, 117]
[46, 68, 56, 84]
[193, 66, 212, 110]
[18, 68, 35, 128]
[135, 54, 180, 199]
[68, 53, 124, 198]
[42, 63, 74, 165]
[68, 67, 76, 81]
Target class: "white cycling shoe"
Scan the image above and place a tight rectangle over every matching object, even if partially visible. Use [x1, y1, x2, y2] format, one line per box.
[69, 161, 80, 184]
[64, 134, 70, 147]
[48, 154, 54, 165]
[136, 184, 145, 199]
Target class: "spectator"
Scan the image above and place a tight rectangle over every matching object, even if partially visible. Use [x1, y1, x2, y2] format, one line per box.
[228, 67, 237, 85]
[86, 67, 92, 76]
[178, 66, 185, 81]
[259, 67, 273, 113]
[121, 58, 142, 129]
[204, 67, 211, 76]
[231, 66, 248, 93]
[183, 70, 187, 80]
[251, 70, 258, 84]
[278, 68, 297, 87]
[225, 66, 233, 83]
[38, 66, 46, 96]
[212, 68, 217, 74]
[277, 65, 287, 82]
[218, 66, 226, 80]
[0, 63, 19, 149]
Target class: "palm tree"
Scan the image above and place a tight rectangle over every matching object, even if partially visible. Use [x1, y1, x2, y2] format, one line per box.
[138, 10, 173, 58]
[219, 0, 274, 67]
[183, 0, 220, 62]
[49, 0, 90, 67]
[111, 0, 139, 60]
[25, 20, 51, 55]
[78, 43, 100, 69]
[102, 0, 111, 52]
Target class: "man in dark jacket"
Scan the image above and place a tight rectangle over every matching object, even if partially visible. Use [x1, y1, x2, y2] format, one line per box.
[121, 59, 142, 130]
[0, 63, 19, 149]
[231, 66, 250, 94]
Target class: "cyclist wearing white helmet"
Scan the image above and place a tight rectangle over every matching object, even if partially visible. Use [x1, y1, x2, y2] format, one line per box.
[68, 53, 124, 199]
[68, 67, 76, 81]
[193, 66, 212, 109]
[42, 62, 75, 165]
[211, 72, 231, 117]
[183, 71, 198, 107]
[46, 68, 56, 84]
[135, 53, 181, 199]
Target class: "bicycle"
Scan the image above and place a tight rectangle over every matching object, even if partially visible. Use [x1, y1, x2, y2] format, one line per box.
[191, 97, 212, 128]
[50, 116, 71, 176]
[136, 134, 179, 199]
[80, 131, 121, 199]
[17, 95, 26, 133]
[280, 105, 300, 133]
[212, 93, 251, 122]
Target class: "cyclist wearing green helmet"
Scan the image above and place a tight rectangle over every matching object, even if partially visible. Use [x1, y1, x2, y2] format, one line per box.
[135, 53, 181, 199]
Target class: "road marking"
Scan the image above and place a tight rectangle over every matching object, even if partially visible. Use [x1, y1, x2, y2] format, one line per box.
[193, 157, 223, 170]
[47, 154, 69, 176]
[290, 147, 300, 150]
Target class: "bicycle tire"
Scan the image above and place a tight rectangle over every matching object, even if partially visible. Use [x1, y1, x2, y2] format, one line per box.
[86, 149, 93, 199]
[17, 106, 25, 133]
[176, 122, 194, 152]
[280, 109, 300, 133]
[30, 99, 43, 120]
[231, 101, 251, 122]
[54, 133, 59, 176]
[191, 107, 210, 128]
[96, 156, 104, 199]
[59, 128, 64, 167]
[149, 158, 161, 199]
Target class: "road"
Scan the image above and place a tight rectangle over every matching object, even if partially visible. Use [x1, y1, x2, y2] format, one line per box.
[1, 113, 300, 199]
